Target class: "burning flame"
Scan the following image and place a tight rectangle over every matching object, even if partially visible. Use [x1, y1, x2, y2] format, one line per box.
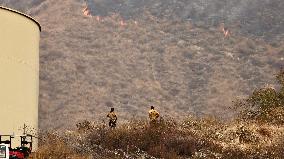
[96, 16, 101, 22]
[220, 23, 230, 38]
[222, 27, 229, 38]
[82, 6, 91, 17]
[81, 7, 138, 27]
[120, 20, 127, 26]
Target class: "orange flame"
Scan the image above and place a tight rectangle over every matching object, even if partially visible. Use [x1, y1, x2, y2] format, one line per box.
[222, 27, 229, 37]
[82, 6, 91, 17]
[120, 20, 127, 26]
[96, 16, 101, 22]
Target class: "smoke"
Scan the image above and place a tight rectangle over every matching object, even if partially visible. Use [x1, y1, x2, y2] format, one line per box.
[85, 0, 284, 40]
[0, 0, 46, 12]
[1, 0, 283, 39]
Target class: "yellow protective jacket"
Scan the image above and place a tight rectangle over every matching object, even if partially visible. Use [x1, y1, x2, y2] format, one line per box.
[148, 109, 159, 121]
[107, 112, 117, 121]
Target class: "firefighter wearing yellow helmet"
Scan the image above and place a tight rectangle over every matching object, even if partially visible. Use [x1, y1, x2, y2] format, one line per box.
[148, 106, 160, 124]
[107, 107, 117, 128]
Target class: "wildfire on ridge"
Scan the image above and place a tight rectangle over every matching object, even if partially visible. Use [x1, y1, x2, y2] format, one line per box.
[82, 6, 139, 26]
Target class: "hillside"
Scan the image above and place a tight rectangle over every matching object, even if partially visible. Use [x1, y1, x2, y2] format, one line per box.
[86, 0, 284, 41]
[0, 0, 283, 130]
[33, 70, 284, 158]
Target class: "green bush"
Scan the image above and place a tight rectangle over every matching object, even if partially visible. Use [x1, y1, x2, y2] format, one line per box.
[236, 70, 284, 124]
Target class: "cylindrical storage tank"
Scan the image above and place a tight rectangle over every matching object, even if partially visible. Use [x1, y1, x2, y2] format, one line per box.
[0, 6, 40, 150]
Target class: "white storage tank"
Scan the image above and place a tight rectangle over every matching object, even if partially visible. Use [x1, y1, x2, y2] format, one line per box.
[0, 6, 40, 149]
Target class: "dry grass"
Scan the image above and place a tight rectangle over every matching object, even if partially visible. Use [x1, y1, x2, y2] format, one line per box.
[0, 1, 283, 158]
[34, 0, 284, 130]
[32, 117, 284, 159]
[1, 0, 282, 129]
[31, 133, 90, 159]
[32, 71, 284, 158]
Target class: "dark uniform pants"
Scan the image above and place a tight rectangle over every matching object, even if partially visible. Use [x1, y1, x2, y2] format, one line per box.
[109, 119, 117, 128]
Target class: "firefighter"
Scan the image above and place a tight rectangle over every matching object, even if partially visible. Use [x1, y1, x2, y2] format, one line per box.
[107, 108, 117, 128]
[148, 106, 160, 125]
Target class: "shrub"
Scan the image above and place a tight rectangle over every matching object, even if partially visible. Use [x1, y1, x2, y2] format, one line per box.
[235, 70, 284, 124]
[86, 118, 212, 158]
[33, 70, 284, 158]
[33, 132, 90, 159]
[33, 116, 284, 158]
